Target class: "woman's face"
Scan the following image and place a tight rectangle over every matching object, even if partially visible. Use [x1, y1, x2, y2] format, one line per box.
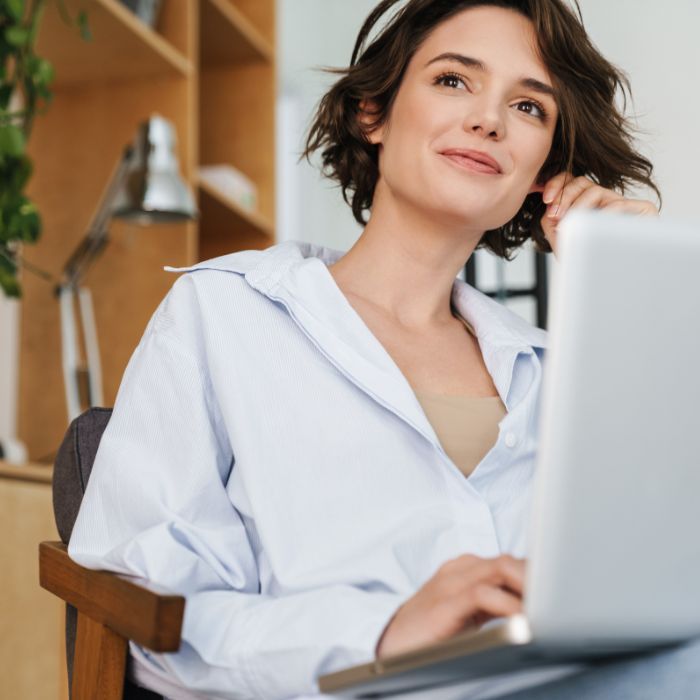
[364, 5, 559, 232]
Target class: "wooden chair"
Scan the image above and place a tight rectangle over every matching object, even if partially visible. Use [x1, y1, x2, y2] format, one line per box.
[39, 407, 185, 700]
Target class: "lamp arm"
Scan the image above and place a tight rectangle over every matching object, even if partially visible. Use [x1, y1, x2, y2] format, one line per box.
[61, 145, 135, 290]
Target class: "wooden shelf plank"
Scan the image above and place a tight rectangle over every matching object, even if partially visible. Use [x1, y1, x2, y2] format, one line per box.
[200, 0, 274, 66]
[198, 177, 273, 259]
[37, 0, 192, 86]
[0, 460, 53, 484]
[198, 179, 273, 238]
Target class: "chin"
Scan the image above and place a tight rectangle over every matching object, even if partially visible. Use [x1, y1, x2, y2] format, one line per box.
[428, 195, 499, 227]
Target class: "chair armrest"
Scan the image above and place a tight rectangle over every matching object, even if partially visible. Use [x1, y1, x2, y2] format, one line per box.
[39, 541, 184, 652]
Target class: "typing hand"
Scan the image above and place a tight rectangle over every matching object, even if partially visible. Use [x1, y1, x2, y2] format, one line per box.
[375, 554, 526, 659]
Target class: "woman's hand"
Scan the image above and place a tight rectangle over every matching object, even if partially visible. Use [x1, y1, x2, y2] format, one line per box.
[375, 554, 525, 659]
[540, 173, 659, 258]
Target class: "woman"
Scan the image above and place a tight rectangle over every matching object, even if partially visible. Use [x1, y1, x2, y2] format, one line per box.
[69, 1, 696, 699]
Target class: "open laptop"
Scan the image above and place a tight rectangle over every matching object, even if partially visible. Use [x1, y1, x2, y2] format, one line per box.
[318, 209, 700, 697]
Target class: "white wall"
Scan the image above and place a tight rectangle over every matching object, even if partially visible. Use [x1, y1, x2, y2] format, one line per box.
[277, 0, 379, 249]
[276, 0, 698, 319]
[577, 0, 698, 219]
[0, 295, 20, 443]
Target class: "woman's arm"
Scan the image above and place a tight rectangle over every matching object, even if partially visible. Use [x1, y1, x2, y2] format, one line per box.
[67, 275, 409, 700]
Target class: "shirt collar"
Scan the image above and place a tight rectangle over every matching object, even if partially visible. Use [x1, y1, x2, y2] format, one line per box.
[169, 239, 547, 350]
[165, 240, 547, 451]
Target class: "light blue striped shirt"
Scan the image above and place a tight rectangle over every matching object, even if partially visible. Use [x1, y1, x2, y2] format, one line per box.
[69, 240, 554, 699]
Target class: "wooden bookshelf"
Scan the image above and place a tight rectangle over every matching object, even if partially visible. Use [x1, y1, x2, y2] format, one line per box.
[41, 0, 192, 85]
[10, 2, 276, 696]
[19, 0, 276, 462]
[201, 0, 274, 65]
[198, 0, 276, 261]
[198, 177, 274, 259]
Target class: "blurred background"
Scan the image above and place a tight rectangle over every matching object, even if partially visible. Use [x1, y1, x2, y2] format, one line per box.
[0, 1, 697, 696]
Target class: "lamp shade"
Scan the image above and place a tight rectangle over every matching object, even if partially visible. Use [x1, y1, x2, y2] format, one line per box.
[110, 114, 197, 223]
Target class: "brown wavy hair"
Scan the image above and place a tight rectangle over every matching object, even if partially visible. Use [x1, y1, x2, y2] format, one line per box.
[301, 0, 662, 259]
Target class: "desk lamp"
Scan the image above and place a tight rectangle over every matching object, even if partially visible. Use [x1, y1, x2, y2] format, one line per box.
[57, 114, 197, 423]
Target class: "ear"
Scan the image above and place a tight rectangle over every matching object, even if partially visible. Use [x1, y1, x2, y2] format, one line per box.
[530, 161, 554, 196]
[358, 99, 384, 145]
[528, 178, 546, 196]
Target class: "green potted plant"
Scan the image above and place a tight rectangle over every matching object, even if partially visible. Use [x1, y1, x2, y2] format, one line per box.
[0, 0, 89, 297]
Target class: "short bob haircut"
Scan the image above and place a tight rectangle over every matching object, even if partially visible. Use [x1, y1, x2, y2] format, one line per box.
[302, 0, 662, 260]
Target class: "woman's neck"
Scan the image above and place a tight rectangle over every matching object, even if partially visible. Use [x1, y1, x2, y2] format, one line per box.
[329, 186, 481, 331]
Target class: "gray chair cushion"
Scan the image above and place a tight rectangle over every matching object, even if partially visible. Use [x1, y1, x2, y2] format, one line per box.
[53, 406, 112, 544]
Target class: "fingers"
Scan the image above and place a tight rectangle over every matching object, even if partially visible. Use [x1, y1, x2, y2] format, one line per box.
[440, 554, 525, 590]
[545, 176, 600, 221]
[542, 172, 573, 204]
[450, 584, 524, 633]
[450, 577, 524, 630]
[489, 555, 526, 595]
[541, 172, 660, 221]
[539, 172, 659, 262]
[550, 183, 622, 223]
[441, 554, 526, 598]
[470, 583, 524, 620]
[540, 212, 559, 257]
[600, 198, 659, 217]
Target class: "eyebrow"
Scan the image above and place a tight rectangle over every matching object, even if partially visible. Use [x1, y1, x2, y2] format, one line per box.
[425, 52, 556, 99]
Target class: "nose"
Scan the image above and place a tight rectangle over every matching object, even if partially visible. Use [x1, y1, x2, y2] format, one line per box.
[463, 100, 504, 139]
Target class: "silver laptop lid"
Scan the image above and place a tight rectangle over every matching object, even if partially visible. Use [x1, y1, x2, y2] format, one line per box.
[525, 209, 700, 646]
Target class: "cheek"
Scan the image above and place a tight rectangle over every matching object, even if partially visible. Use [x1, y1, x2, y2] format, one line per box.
[379, 125, 433, 190]
[512, 136, 554, 192]
[381, 113, 454, 190]
[530, 131, 556, 173]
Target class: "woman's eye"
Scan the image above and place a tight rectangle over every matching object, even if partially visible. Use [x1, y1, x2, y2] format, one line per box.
[434, 73, 467, 90]
[516, 100, 548, 121]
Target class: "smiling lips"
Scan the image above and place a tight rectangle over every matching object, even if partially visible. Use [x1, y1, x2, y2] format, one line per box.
[440, 149, 502, 175]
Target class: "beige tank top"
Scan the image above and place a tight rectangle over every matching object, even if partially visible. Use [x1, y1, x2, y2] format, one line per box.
[413, 311, 507, 478]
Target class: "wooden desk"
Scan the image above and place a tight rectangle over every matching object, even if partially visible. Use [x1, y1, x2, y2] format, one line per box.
[0, 460, 68, 699]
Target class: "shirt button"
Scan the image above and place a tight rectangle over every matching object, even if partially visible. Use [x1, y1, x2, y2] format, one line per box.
[504, 432, 518, 448]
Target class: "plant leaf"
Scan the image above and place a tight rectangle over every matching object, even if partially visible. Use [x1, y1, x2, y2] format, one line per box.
[0, 248, 20, 297]
[0, 270, 20, 297]
[0, 1, 91, 295]
[17, 197, 41, 242]
[4, 0, 24, 23]
[33, 58, 54, 87]
[0, 124, 25, 157]
[5, 26, 29, 48]
[10, 155, 32, 191]
[0, 84, 13, 109]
